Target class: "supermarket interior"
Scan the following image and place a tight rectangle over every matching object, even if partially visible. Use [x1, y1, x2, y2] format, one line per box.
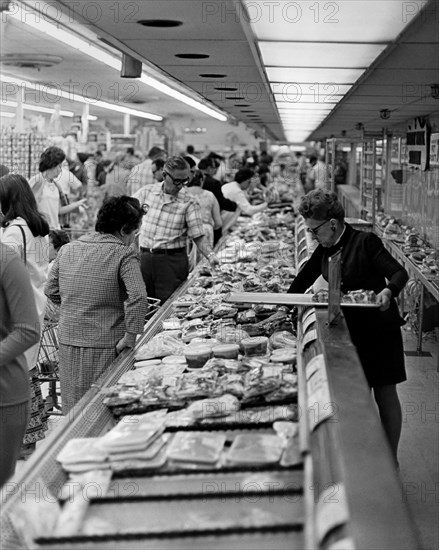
[0, 1, 438, 549]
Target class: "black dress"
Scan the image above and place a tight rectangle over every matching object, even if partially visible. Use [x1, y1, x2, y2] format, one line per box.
[288, 223, 408, 387]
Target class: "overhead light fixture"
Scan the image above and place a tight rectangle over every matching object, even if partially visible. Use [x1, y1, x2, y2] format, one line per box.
[0, 112, 15, 118]
[1, 74, 161, 120]
[1, 99, 97, 119]
[7, 6, 227, 122]
[380, 109, 391, 120]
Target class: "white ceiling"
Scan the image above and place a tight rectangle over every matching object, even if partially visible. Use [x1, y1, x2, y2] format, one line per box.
[0, 0, 438, 142]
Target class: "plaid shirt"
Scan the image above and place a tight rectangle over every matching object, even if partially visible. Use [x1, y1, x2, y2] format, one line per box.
[126, 159, 154, 196]
[134, 183, 205, 249]
[45, 233, 148, 347]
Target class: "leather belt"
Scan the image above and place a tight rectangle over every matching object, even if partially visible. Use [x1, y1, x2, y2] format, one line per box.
[140, 247, 185, 255]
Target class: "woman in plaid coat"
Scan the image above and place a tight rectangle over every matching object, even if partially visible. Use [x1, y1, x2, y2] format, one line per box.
[45, 196, 148, 413]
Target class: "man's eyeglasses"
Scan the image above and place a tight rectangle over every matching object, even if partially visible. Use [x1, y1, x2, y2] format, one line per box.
[306, 219, 330, 236]
[163, 171, 189, 186]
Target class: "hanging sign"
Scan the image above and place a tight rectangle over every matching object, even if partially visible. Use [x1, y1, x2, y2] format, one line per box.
[406, 117, 430, 170]
[429, 133, 439, 167]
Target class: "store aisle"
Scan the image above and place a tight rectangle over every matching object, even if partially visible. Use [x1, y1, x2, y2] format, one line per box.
[398, 329, 439, 550]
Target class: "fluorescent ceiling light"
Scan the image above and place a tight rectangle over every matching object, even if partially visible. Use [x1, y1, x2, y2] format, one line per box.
[1, 74, 162, 120]
[244, 0, 426, 42]
[274, 94, 343, 105]
[271, 83, 353, 96]
[267, 67, 364, 83]
[1, 99, 98, 120]
[260, 42, 386, 68]
[0, 112, 15, 118]
[277, 105, 333, 112]
[8, 6, 227, 122]
[139, 75, 227, 122]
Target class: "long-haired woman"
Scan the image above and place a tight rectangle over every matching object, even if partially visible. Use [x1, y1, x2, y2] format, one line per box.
[0, 174, 50, 458]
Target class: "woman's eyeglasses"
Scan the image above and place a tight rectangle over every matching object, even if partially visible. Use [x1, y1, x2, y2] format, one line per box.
[163, 171, 189, 186]
[306, 219, 330, 236]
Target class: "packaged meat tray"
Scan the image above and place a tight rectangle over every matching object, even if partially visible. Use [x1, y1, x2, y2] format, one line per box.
[226, 434, 285, 466]
[166, 432, 226, 464]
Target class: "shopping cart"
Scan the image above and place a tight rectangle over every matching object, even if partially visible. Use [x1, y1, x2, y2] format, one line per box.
[36, 319, 62, 415]
[34, 297, 161, 415]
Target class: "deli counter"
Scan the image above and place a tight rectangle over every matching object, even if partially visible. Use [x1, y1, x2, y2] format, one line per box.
[0, 208, 420, 550]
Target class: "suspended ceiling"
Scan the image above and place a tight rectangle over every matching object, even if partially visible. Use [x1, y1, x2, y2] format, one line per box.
[0, 0, 438, 142]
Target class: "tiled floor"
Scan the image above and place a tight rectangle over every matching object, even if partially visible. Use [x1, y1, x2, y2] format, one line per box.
[398, 328, 439, 550]
[15, 328, 438, 549]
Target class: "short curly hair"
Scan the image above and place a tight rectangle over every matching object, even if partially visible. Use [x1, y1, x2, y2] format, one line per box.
[298, 189, 345, 221]
[39, 146, 66, 172]
[95, 196, 144, 234]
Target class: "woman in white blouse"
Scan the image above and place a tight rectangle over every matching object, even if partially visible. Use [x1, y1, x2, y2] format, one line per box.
[0, 174, 50, 457]
[29, 146, 87, 230]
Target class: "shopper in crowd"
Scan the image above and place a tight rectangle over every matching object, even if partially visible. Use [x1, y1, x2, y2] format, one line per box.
[29, 147, 87, 230]
[186, 168, 222, 270]
[0, 174, 50, 458]
[126, 146, 166, 196]
[0, 243, 40, 486]
[152, 158, 165, 182]
[222, 168, 268, 225]
[185, 144, 200, 166]
[288, 189, 408, 464]
[45, 196, 148, 413]
[123, 147, 141, 171]
[295, 152, 308, 186]
[133, 156, 219, 304]
[305, 154, 329, 192]
[198, 157, 237, 244]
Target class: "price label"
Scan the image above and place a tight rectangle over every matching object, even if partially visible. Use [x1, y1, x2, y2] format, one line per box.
[302, 328, 317, 349]
[302, 312, 317, 333]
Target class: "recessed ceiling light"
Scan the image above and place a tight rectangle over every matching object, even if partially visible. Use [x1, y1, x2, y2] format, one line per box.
[214, 87, 238, 91]
[199, 74, 227, 78]
[175, 53, 210, 59]
[241, 110, 255, 113]
[138, 20, 183, 27]
[234, 104, 251, 107]
[226, 96, 245, 100]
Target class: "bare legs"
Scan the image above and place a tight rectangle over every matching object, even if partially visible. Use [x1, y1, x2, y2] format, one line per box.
[373, 384, 402, 464]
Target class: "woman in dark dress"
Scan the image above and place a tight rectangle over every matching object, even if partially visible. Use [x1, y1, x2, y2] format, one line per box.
[288, 189, 408, 463]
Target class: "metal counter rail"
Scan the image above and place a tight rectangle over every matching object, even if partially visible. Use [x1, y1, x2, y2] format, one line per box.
[299, 309, 420, 550]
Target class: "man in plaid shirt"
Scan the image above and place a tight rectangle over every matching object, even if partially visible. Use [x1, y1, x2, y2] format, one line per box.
[134, 156, 219, 303]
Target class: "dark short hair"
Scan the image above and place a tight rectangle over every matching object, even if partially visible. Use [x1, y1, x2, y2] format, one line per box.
[77, 152, 90, 164]
[152, 158, 165, 170]
[298, 189, 345, 222]
[182, 156, 196, 169]
[0, 164, 9, 177]
[308, 155, 317, 164]
[49, 229, 70, 250]
[126, 147, 134, 156]
[198, 157, 216, 171]
[148, 146, 164, 159]
[186, 145, 195, 154]
[39, 146, 66, 172]
[95, 196, 144, 234]
[235, 168, 254, 184]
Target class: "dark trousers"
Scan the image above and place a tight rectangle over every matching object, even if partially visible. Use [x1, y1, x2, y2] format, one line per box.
[140, 251, 189, 304]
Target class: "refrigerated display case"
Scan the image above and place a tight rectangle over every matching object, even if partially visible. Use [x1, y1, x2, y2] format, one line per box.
[0, 210, 419, 550]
